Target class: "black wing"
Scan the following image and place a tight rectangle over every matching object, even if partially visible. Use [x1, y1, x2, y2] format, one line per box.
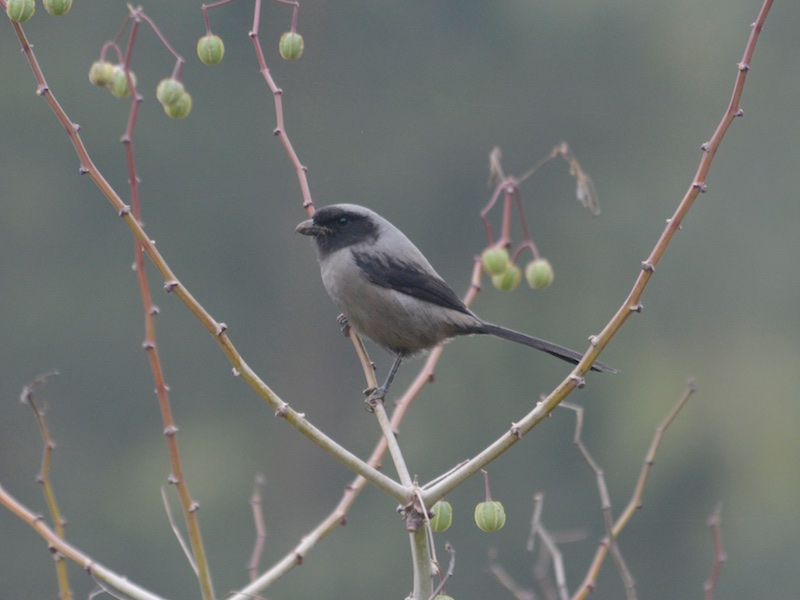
[352, 251, 471, 315]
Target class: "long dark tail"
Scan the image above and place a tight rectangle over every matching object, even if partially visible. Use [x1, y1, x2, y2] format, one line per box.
[475, 322, 618, 374]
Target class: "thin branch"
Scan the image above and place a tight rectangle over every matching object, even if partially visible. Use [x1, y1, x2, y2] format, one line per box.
[429, 542, 456, 600]
[423, 0, 773, 510]
[160, 487, 197, 575]
[20, 372, 73, 600]
[562, 403, 635, 599]
[7, 18, 407, 503]
[247, 475, 269, 582]
[572, 380, 696, 599]
[488, 548, 536, 600]
[0, 483, 167, 600]
[587, 0, 774, 375]
[704, 506, 726, 600]
[113, 9, 216, 598]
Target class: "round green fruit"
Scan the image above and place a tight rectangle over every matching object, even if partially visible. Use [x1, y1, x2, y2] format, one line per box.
[481, 247, 510, 276]
[107, 66, 137, 99]
[474, 500, 506, 532]
[279, 31, 304, 61]
[89, 61, 115, 87]
[6, 0, 35, 23]
[491, 264, 521, 292]
[525, 258, 554, 289]
[43, 0, 72, 16]
[163, 92, 192, 119]
[429, 500, 453, 533]
[197, 34, 225, 66]
[156, 78, 185, 107]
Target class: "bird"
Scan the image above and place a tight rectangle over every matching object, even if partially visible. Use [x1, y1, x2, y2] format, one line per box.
[296, 203, 616, 400]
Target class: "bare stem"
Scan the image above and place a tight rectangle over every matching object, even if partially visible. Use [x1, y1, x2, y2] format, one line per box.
[0, 482, 167, 600]
[20, 373, 73, 600]
[704, 506, 726, 600]
[112, 10, 216, 599]
[423, 0, 773, 508]
[572, 380, 697, 599]
[247, 475, 269, 581]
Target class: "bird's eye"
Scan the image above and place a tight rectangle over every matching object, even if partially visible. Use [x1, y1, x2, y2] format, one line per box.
[337, 216, 349, 227]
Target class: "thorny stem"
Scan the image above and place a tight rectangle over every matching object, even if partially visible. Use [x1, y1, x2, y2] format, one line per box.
[588, 1, 773, 370]
[572, 381, 697, 599]
[563, 402, 636, 599]
[114, 9, 216, 600]
[241, 0, 314, 214]
[228, 264, 486, 600]
[20, 373, 73, 600]
[4, 16, 407, 600]
[422, 0, 773, 509]
[2, 1, 774, 598]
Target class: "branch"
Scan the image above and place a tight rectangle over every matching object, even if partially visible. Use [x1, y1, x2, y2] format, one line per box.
[704, 506, 726, 600]
[5, 15, 407, 505]
[0, 483, 167, 600]
[422, 0, 774, 508]
[572, 381, 696, 599]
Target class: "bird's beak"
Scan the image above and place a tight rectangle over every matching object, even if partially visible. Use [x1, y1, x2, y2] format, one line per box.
[295, 219, 323, 236]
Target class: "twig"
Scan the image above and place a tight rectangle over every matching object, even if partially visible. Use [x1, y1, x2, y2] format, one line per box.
[0, 483, 167, 600]
[704, 506, 726, 600]
[107, 8, 217, 598]
[7, 14, 406, 502]
[562, 403, 635, 599]
[528, 494, 569, 600]
[488, 548, 536, 600]
[587, 0, 774, 374]
[247, 475, 269, 582]
[572, 380, 696, 599]
[160, 487, 197, 575]
[423, 0, 773, 515]
[20, 372, 73, 600]
[429, 542, 456, 600]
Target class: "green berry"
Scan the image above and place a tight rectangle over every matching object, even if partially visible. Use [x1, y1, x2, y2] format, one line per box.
[197, 34, 225, 66]
[6, 0, 35, 23]
[279, 31, 304, 61]
[107, 66, 137, 98]
[89, 61, 115, 87]
[491, 263, 521, 292]
[474, 500, 506, 532]
[156, 78, 185, 107]
[525, 258, 554, 289]
[163, 91, 192, 119]
[481, 247, 510, 276]
[43, 0, 72, 16]
[429, 500, 453, 533]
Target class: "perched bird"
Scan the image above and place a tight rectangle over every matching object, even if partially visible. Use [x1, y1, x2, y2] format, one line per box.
[296, 204, 616, 399]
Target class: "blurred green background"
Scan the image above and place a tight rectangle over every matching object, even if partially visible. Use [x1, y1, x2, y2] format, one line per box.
[2, 1, 799, 598]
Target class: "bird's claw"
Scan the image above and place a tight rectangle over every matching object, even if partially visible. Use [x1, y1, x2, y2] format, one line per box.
[336, 314, 351, 338]
[363, 386, 386, 411]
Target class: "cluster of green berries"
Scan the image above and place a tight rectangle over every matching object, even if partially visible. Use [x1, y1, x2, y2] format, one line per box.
[428, 498, 507, 534]
[6, 0, 71, 22]
[88, 62, 192, 119]
[195, 30, 304, 66]
[481, 246, 554, 292]
[156, 78, 192, 119]
[88, 62, 137, 98]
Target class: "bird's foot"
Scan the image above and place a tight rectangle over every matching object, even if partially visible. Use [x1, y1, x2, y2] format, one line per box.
[336, 314, 351, 338]
[363, 386, 386, 411]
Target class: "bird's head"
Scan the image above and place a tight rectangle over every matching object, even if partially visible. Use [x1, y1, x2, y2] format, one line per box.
[296, 204, 382, 256]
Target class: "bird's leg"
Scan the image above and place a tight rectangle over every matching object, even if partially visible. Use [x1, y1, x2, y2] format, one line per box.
[365, 351, 405, 407]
